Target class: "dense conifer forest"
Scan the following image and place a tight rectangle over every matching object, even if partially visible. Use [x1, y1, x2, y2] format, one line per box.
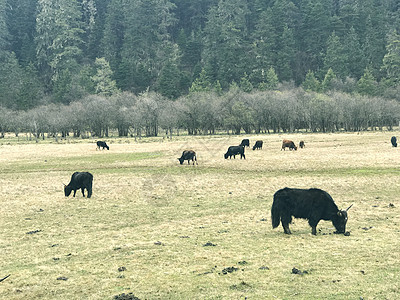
[1, 0, 400, 137]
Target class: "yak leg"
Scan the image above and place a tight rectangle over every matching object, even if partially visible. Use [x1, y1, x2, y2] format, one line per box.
[187, 160, 190, 165]
[282, 223, 292, 234]
[81, 188, 85, 197]
[281, 214, 292, 234]
[309, 219, 319, 235]
[73, 189, 77, 197]
[87, 183, 92, 198]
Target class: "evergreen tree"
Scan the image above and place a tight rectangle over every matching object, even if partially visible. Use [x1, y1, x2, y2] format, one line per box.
[203, 0, 251, 88]
[321, 68, 337, 92]
[382, 30, 400, 85]
[338, 0, 360, 37]
[120, 0, 177, 92]
[240, 73, 253, 92]
[323, 32, 348, 79]
[276, 24, 295, 81]
[6, 0, 37, 65]
[0, 52, 25, 109]
[0, 0, 9, 52]
[81, 0, 97, 58]
[87, 0, 109, 60]
[344, 27, 366, 79]
[259, 67, 279, 90]
[252, 8, 276, 85]
[189, 68, 212, 93]
[364, 10, 388, 78]
[357, 68, 377, 96]
[102, 0, 125, 69]
[299, 0, 332, 73]
[18, 63, 44, 110]
[35, 0, 84, 91]
[302, 70, 320, 92]
[91, 57, 118, 96]
[157, 60, 182, 99]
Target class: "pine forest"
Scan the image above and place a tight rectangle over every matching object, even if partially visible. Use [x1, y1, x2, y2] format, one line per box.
[1, 0, 400, 137]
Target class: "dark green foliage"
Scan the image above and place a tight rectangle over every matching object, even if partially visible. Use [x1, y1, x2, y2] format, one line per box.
[1, 0, 400, 110]
[302, 70, 320, 92]
[157, 61, 183, 99]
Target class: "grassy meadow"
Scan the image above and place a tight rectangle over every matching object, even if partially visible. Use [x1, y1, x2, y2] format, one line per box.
[1, 131, 400, 299]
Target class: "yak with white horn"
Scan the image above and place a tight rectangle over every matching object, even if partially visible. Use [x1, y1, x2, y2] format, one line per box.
[271, 187, 352, 235]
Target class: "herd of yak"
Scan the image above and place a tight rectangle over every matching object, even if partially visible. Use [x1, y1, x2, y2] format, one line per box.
[63, 138, 355, 236]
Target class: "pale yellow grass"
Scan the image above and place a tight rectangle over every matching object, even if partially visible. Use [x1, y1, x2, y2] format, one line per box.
[0, 132, 400, 299]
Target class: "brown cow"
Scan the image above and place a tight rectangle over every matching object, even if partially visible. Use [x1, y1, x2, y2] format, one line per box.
[281, 139, 297, 151]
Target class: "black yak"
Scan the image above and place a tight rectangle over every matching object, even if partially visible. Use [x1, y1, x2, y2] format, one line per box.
[97, 141, 109, 150]
[178, 150, 197, 165]
[224, 145, 245, 159]
[281, 139, 297, 151]
[253, 140, 263, 150]
[240, 139, 250, 147]
[299, 141, 305, 148]
[64, 172, 93, 198]
[391, 136, 397, 147]
[271, 187, 352, 235]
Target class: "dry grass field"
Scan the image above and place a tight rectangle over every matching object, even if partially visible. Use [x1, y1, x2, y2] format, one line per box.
[1, 131, 400, 299]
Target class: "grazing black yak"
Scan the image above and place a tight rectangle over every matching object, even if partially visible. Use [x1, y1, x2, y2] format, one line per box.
[178, 150, 197, 165]
[253, 140, 263, 150]
[391, 136, 397, 147]
[224, 145, 245, 159]
[64, 172, 93, 198]
[240, 139, 250, 147]
[96, 141, 109, 150]
[271, 187, 352, 235]
[281, 139, 297, 151]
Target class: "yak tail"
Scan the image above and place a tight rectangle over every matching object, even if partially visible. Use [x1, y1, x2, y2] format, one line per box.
[271, 197, 281, 229]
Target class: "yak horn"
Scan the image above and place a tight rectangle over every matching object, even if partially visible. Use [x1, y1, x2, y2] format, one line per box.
[346, 204, 353, 211]
[0, 274, 10, 282]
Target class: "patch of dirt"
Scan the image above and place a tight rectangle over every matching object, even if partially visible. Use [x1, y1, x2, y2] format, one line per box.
[113, 293, 141, 300]
[56, 276, 68, 281]
[203, 241, 216, 247]
[26, 229, 41, 235]
[230, 281, 252, 290]
[292, 267, 309, 275]
[220, 266, 239, 275]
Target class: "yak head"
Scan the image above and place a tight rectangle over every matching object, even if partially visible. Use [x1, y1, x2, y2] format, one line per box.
[333, 204, 353, 234]
[178, 157, 185, 164]
[64, 184, 72, 197]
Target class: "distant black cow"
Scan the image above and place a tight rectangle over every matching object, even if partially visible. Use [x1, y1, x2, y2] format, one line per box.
[64, 172, 93, 198]
[97, 141, 109, 150]
[299, 141, 305, 148]
[391, 136, 397, 147]
[281, 139, 297, 151]
[253, 140, 263, 150]
[240, 139, 250, 147]
[224, 145, 245, 159]
[178, 150, 197, 165]
[271, 187, 352, 235]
